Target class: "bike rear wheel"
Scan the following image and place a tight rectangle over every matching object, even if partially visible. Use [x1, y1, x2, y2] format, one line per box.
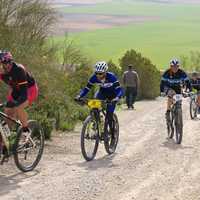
[190, 98, 197, 119]
[104, 113, 119, 154]
[174, 107, 183, 144]
[81, 115, 99, 161]
[14, 120, 44, 172]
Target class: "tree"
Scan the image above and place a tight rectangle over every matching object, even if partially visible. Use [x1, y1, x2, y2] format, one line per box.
[119, 49, 160, 99]
[0, 0, 56, 60]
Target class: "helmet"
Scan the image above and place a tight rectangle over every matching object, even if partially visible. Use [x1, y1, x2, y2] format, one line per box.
[95, 61, 108, 73]
[170, 58, 180, 66]
[0, 51, 13, 64]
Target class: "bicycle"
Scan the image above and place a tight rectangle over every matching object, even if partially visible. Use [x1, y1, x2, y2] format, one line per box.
[0, 103, 44, 172]
[76, 98, 119, 161]
[189, 92, 199, 119]
[165, 91, 187, 144]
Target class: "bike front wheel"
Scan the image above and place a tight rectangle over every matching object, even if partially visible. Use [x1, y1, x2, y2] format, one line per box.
[81, 115, 99, 161]
[14, 120, 44, 172]
[104, 113, 119, 154]
[174, 108, 183, 144]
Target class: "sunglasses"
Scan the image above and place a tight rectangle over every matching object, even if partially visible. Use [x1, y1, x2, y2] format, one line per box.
[170, 65, 179, 68]
[95, 72, 104, 76]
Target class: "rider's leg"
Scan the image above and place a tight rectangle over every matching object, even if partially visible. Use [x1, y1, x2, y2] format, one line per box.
[4, 107, 17, 128]
[106, 103, 116, 138]
[167, 97, 173, 111]
[16, 84, 38, 132]
[166, 97, 173, 121]
[15, 100, 29, 132]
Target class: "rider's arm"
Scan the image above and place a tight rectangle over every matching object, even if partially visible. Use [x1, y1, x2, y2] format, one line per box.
[160, 70, 169, 93]
[79, 75, 95, 98]
[112, 75, 123, 98]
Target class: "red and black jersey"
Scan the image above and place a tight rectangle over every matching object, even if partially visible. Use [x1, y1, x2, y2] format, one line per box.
[0, 62, 35, 104]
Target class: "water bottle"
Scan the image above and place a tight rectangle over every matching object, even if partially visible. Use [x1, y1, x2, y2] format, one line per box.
[1, 120, 11, 138]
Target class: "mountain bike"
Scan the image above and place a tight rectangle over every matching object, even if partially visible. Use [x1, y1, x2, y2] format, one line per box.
[189, 92, 198, 119]
[76, 98, 119, 161]
[0, 104, 44, 172]
[166, 92, 187, 144]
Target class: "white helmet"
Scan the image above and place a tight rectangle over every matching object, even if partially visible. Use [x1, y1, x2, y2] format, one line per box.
[170, 58, 180, 66]
[95, 61, 108, 73]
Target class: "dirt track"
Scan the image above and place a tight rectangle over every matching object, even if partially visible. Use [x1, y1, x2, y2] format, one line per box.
[1, 98, 200, 200]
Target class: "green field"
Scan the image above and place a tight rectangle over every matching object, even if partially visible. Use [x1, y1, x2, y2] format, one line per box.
[55, 0, 200, 69]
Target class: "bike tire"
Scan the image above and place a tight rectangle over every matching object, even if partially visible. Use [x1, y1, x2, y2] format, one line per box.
[104, 113, 119, 154]
[14, 120, 44, 172]
[175, 107, 183, 144]
[81, 115, 99, 161]
[190, 98, 197, 120]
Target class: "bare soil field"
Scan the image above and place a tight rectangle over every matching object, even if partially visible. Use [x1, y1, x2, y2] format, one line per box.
[50, 0, 112, 8]
[1, 98, 200, 200]
[52, 13, 159, 35]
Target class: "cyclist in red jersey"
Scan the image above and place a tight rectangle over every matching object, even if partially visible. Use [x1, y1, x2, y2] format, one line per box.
[0, 50, 38, 137]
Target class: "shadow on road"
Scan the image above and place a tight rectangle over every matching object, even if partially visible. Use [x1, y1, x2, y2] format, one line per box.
[0, 170, 39, 197]
[77, 153, 119, 171]
[160, 139, 193, 150]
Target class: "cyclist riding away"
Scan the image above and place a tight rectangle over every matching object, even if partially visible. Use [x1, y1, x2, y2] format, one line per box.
[190, 71, 200, 114]
[160, 58, 191, 121]
[75, 61, 123, 137]
[0, 50, 38, 148]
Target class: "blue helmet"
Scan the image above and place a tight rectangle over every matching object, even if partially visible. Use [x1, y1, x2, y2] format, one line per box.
[170, 58, 180, 66]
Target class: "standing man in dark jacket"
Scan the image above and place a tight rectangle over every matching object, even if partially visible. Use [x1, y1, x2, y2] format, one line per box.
[122, 65, 139, 109]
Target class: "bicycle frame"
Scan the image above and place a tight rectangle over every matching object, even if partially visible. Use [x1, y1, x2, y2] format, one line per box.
[0, 110, 21, 155]
[81, 98, 115, 138]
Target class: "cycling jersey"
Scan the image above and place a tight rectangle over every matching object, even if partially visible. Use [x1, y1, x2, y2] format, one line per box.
[191, 78, 200, 91]
[160, 68, 191, 94]
[0, 62, 36, 106]
[80, 72, 123, 98]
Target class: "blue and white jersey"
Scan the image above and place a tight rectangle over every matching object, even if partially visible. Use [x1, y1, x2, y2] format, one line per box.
[80, 72, 123, 98]
[160, 68, 191, 94]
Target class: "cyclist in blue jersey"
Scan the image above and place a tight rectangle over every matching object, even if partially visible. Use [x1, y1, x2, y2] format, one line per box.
[160, 58, 191, 120]
[75, 61, 123, 136]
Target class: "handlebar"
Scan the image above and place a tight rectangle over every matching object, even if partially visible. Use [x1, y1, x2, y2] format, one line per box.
[74, 97, 118, 105]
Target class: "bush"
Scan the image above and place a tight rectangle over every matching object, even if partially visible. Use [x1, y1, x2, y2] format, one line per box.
[119, 49, 160, 99]
[107, 60, 122, 78]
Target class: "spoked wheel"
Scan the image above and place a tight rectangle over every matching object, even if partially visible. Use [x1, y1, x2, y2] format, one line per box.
[81, 116, 99, 161]
[190, 98, 197, 119]
[174, 108, 183, 144]
[14, 120, 44, 172]
[167, 111, 174, 139]
[104, 113, 119, 154]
